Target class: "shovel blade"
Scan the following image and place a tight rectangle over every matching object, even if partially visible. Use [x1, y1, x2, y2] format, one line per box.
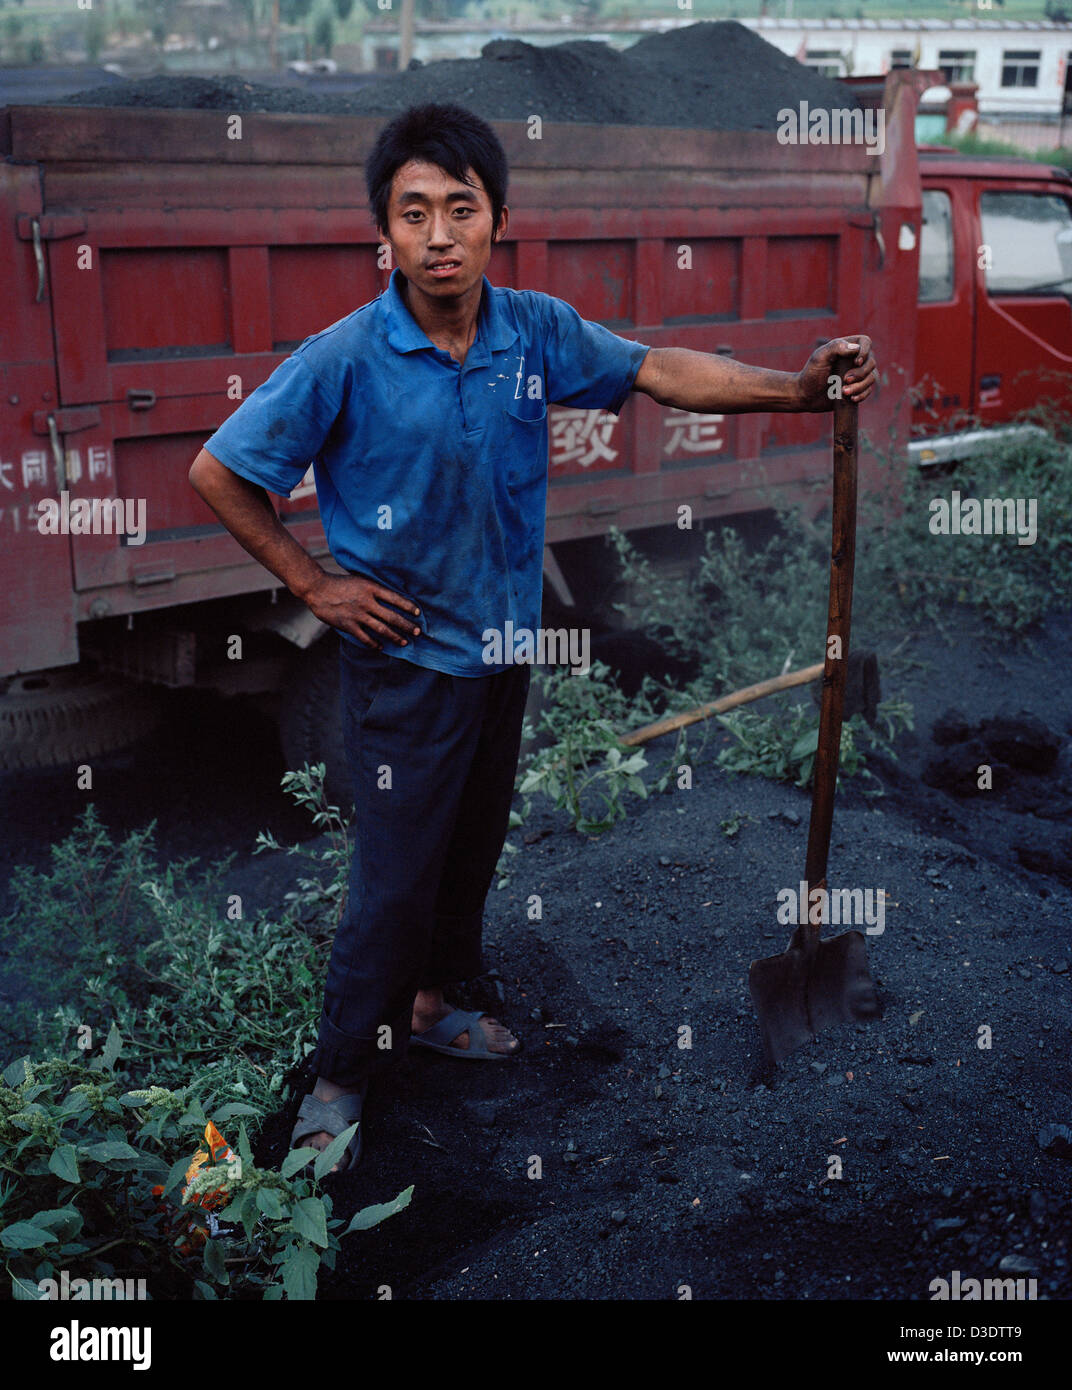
[749, 930, 881, 1067]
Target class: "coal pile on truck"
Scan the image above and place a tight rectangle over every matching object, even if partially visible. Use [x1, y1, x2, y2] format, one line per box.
[55, 20, 857, 130]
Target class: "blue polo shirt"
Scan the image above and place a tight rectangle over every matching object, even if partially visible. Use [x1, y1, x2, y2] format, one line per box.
[203, 267, 650, 676]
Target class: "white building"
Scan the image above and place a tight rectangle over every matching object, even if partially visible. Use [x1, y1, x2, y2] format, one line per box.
[748, 17, 1072, 120]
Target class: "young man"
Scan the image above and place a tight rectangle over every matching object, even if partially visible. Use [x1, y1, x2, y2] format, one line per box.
[189, 102, 877, 1172]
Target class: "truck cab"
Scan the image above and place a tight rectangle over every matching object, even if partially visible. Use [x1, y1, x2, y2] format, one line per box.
[911, 147, 1072, 464]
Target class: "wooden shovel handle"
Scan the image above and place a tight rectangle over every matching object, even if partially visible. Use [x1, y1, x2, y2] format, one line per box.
[804, 356, 859, 891]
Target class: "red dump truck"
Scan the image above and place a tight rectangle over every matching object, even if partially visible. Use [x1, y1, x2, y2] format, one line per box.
[1, 68, 1070, 770]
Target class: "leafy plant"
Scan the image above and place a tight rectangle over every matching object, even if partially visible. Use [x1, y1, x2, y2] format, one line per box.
[513, 661, 689, 837]
[716, 699, 914, 792]
[941, 129, 1072, 171]
[609, 408, 1072, 681]
[0, 1043, 409, 1302]
[0, 766, 354, 1116]
[606, 521, 830, 695]
[0, 808, 167, 1054]
[719, 810, 752, 838]
[856, 420, 1072, 635]
[0, 767, 413, 1301]
[254, 763, 352, 930]
[185, 1120, 411, 1302]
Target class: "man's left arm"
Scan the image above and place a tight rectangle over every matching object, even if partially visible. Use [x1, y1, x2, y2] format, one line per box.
[631, 336, 877, 414]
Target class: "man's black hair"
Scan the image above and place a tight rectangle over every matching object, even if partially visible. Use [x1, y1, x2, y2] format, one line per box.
[364, 102, 509, 243]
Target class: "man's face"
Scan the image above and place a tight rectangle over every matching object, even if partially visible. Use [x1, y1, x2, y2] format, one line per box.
[381, 158, 507, 300]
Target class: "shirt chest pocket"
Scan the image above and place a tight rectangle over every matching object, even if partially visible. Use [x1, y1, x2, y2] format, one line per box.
[502, 396, 549, 491]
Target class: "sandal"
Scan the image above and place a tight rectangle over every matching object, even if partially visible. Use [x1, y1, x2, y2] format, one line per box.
[288, 1083, 368, 1174]
[409, 1008, 521, 1062]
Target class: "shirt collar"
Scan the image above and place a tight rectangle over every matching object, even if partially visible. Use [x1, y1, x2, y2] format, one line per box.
[383, 266, 519, 360]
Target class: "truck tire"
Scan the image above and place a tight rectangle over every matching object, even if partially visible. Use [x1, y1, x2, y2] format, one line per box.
[0, 669, 162, 771]
[278, 634, 352, 811]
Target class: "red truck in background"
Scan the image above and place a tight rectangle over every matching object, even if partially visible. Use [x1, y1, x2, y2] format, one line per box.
[912, 143, 1072, 461]
[1, 68, 1069, 775]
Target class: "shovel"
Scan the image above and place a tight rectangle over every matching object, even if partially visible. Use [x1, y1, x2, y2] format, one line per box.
[748, 353, 883, 1068]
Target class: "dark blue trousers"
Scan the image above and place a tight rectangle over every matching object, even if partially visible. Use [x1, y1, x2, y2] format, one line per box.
[309, 637, 531, 1086]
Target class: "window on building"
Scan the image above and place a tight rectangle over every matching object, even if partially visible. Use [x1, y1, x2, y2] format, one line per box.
[919, 190, 954, 303]
[374, 46, 397, 73]
[890, 49, 913, 70]
[1001, 50, 1041, 88]
[938, 50, 976, 83]
[805, 50, 846, 79]
[980, 192, 1072, 295]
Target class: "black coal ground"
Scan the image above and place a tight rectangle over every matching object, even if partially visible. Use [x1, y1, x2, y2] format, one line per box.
[244, 610, 1072, 1301]
[54, 21, 857, 131]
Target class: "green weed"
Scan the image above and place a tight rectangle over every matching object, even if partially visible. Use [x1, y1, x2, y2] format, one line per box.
[0, 1048, 409, 1302]
[0, 767, 408, 1301]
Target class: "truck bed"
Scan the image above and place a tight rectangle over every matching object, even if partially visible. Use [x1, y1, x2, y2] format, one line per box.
[1, 78, 921, 675]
